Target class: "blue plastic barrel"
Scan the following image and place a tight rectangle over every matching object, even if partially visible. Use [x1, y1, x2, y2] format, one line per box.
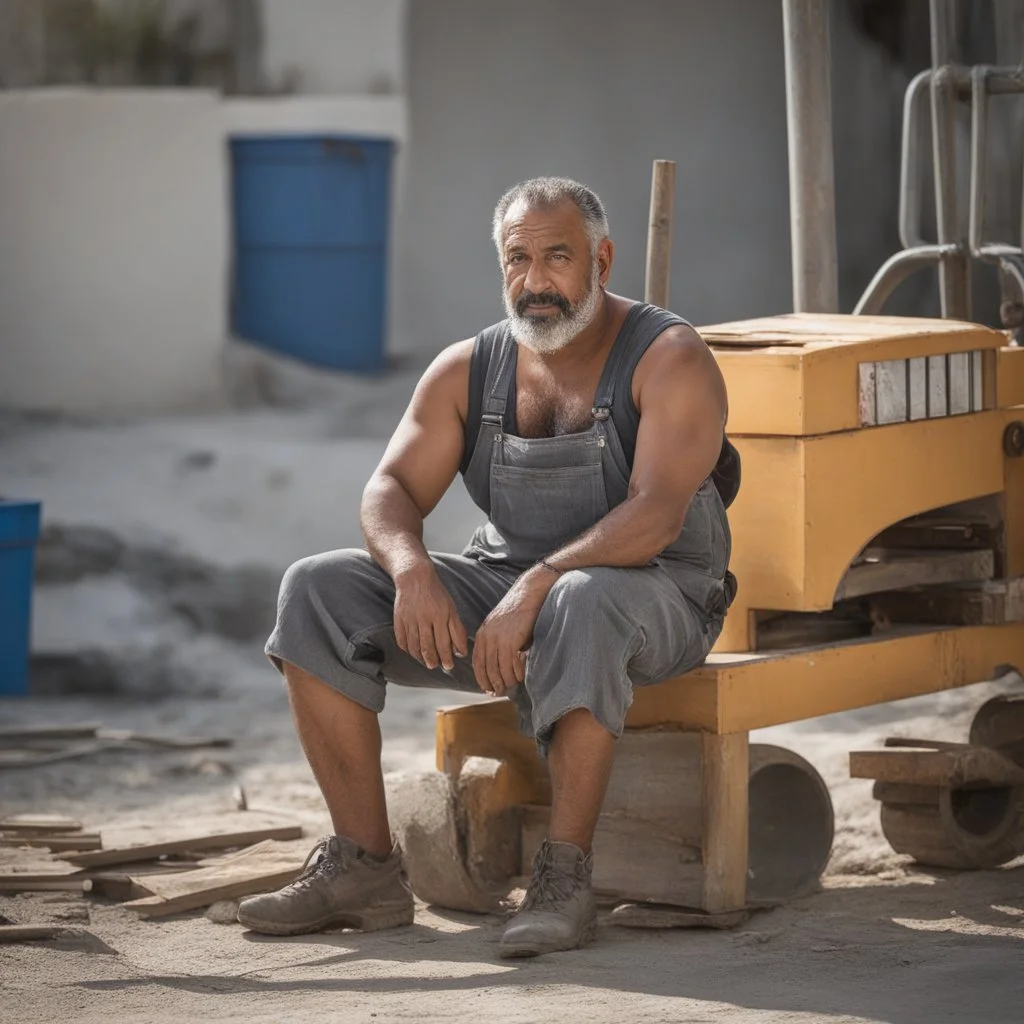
[0, 499, 41, 697]
[230, 135, 395, 373]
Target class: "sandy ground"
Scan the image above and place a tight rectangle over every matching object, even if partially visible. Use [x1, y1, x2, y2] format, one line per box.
[2, 358, 1023, 1023]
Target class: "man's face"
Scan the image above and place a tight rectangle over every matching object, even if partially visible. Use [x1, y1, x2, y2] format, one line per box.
[499, 200, 610, 353]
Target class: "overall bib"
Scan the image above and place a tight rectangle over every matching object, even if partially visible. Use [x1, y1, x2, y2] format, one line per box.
[266, 304, 733, 753]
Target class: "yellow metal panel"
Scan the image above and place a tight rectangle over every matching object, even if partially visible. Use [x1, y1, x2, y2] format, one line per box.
[801, 412, 1007, 607]
[627, 624, 1024, 733]
[704, 314, 1005, 437]
[998, 346, 1024, 408]
[725, 436, 805, 608]
[715, 351, 805, 435]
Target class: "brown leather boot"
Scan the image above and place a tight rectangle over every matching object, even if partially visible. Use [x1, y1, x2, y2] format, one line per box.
[237, 835, 413, 936]
[499, 840, 597, 958]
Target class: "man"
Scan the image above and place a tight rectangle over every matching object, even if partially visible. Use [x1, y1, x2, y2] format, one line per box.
[237, 177, 737, 957]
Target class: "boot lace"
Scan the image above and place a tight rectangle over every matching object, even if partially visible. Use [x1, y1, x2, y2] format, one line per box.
[521, 845, 587, 913]
[286, 836, 349, 892]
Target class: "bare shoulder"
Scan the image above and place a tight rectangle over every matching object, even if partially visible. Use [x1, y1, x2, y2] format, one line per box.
[633, 323, 726, 412]
[411, 338, 475, 421]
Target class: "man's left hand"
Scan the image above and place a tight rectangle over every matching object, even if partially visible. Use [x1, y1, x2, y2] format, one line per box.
[472, 569, 556, 697]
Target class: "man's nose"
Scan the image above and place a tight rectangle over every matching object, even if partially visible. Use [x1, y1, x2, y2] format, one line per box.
[522, 258, 553, 296]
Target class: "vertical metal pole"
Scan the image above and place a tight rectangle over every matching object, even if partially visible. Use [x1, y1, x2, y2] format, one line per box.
[781, 0, 839, 313]
[929, 0, 971, 319]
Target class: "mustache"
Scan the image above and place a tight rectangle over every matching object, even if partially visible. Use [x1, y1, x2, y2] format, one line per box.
[514, 290, 572, 317]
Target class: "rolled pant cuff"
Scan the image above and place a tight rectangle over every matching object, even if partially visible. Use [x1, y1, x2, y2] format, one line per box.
[265, 634, 386, 714]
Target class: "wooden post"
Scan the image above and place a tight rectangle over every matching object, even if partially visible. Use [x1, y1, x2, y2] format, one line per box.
[644, 159, 676, 309]
[700, 731, 750, 912]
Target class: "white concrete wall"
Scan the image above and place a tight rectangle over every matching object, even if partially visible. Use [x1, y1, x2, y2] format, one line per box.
[0, 90, 228, 416]
[260, 0, 406, 94]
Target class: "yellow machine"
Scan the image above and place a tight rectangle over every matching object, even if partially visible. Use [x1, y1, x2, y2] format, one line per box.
[406, 313, 1024, 923]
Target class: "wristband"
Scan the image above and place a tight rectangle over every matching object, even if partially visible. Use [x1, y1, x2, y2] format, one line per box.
[537, 559, 563, 575]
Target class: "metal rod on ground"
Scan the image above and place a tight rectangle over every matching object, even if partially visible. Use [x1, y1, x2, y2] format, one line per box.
[644, 160, 676, 309]
[929, 0, 970, 319]
[781, 0, 839, 313]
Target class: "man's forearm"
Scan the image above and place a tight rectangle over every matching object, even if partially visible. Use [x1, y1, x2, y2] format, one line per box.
[544, 493, 686, 573]
[360, 474, 435, 582]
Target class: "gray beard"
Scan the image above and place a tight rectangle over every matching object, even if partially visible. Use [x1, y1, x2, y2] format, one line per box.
[505, 266, 603, 354]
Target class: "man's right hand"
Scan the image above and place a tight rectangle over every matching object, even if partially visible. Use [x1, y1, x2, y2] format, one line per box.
[392, 564, 469, 673]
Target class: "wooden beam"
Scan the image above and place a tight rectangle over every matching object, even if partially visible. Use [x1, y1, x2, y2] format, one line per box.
[700, 732, 749, 913]
[835, 548, 994, 601]
[629, 622, 1024, 734]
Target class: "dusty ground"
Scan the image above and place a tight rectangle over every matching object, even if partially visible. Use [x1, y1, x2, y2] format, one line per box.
[2, 357, 1023, 1023]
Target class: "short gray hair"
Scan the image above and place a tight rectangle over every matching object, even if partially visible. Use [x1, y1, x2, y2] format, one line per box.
[492, 176, 610, 256]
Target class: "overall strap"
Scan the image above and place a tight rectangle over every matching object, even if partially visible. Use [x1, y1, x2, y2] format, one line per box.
[461, 320, 513, 475]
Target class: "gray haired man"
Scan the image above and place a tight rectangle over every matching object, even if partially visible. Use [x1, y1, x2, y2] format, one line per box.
[238, 177, 736, 957]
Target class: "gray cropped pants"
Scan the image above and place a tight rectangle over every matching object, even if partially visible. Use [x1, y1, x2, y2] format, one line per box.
[266, 549, 717, 753]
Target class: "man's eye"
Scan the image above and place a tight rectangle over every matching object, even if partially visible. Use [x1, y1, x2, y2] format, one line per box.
[550, 254, 568, 263]
[508, 254, 526, 264]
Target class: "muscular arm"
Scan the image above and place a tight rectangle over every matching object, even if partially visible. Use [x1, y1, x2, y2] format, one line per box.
[542, 323, 727, 571]
[474, 324, 729, 696]
[361, 340, 472, 669]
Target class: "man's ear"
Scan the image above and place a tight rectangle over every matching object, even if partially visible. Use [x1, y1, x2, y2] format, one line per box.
[597, 238, 614, 286]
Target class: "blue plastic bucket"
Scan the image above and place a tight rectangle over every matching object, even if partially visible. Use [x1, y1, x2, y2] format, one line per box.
[0, 499, 41, 696]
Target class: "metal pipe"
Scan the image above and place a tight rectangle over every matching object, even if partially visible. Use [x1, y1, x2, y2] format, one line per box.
[899, 70, 933, 249]
[781, 0, 839, 313]
[853, 244, 955, 315]
[968, 66, 989, 256]
[929, 0, 970, 319]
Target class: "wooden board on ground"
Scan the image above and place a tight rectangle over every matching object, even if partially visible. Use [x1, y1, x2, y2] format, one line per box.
[0, 815, 84, 835]
[67, 811, 303, 869]
[0, 833, 102, 852]
[0, 848, 83, 889]
[122, 838, 309, 917]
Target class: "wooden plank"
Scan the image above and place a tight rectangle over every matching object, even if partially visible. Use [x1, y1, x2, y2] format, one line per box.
[629, 622, 1024, 734]
[849, 747, 1024, 787]
[0, 847, 81, 885]
[519, 805, 704, 908]
[122, 839, 308, 917]
[0, 833, 102, 852]
[600, 730, 702, 842]
[871, 576, 1024, 627]
[835, 548, 994, 601]
[700, 732, 749, 914]
[0, 815, 83, 834]
[67, 812, 303, 868]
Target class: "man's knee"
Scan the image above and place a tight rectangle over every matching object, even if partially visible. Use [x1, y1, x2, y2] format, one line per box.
[536, 568, 629, 637]
[277, 548, 374, 611]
